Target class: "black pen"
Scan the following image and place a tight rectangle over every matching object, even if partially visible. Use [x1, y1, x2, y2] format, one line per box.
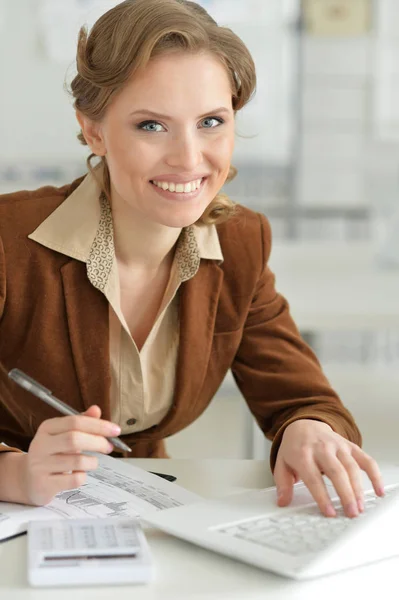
[149, 472, 177, 482]
[8, 368, 132, 453]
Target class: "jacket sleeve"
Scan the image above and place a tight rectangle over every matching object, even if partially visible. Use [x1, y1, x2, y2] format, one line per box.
[231, 213, 362, 473]
[0, 235, 25, 455]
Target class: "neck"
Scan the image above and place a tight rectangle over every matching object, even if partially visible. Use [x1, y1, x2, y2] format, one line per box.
[109, 194, 181, 271]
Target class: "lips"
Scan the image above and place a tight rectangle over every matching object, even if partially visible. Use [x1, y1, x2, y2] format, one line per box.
[149, 177, 207, 185]
[148, 176, 207, 201]
[149, 174, 210, 184]
[149, 177, 207, 193]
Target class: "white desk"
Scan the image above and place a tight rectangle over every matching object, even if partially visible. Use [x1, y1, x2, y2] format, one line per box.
[1, 459, 399, 599]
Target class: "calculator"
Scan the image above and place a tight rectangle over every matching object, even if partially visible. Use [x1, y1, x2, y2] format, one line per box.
[27, 517, 154, 587]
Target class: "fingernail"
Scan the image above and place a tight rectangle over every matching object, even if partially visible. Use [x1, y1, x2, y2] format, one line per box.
[110, 425, 121, 435]
[378, 485, 385, 496]
[325, 504, 336, 517]
[106, 442, 114, 453]
[346, 502, 358, 518]
[357, 498, 364, 512]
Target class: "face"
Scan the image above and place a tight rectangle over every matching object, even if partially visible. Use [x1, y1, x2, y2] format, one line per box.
[79, 52, 236, 228]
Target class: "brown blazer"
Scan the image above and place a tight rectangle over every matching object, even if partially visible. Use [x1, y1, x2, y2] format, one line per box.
[0, 176, 361, 470]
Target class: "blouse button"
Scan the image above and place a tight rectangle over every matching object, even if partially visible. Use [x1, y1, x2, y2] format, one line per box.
[126, 418, 137, 426]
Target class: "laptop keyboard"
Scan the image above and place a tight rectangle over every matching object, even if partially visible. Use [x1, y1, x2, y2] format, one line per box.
[215, 487, 398, 556]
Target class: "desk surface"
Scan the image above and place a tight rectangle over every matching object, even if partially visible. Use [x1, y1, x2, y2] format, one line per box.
[1, 458, 398, 599]
[270, 242, 399, 330]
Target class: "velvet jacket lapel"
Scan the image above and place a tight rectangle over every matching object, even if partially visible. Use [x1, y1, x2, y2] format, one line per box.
[61, 259, 112, 420]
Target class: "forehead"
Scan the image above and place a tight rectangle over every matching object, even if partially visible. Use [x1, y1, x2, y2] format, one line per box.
[113, 52, 233, 113]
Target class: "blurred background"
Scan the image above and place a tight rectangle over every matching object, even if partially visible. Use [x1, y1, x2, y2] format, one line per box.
[2, 0, 399, 462]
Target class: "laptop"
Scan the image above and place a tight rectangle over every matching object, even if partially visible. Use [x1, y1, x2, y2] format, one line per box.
[145, 474, 399, 580]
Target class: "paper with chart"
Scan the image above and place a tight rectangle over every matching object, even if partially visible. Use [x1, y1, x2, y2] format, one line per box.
[0, 454, 201, 542]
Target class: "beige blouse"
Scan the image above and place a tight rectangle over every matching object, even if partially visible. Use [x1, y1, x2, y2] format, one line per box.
[28, 169, 223, 434]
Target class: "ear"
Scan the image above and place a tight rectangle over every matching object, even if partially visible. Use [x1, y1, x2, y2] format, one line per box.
[76, 110, 106, 156]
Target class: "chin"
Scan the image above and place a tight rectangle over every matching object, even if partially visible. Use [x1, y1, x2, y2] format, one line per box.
[158, 217, 202, 229]
[155, 206, 209, 229]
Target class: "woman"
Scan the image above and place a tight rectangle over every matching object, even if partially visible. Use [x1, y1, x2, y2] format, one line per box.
[0, 0, 383, 516]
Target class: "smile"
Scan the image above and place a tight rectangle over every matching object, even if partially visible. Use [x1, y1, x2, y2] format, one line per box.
[150, 178, 203, 193]
[149, 177, 207, 201]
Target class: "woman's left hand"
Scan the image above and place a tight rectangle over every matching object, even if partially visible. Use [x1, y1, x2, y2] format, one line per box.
[274, 419, 384, 518]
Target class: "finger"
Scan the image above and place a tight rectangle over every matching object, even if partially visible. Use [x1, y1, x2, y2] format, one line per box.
[39, 414, 121, 438]
[318, 453, 358, 518]
[30, 471, 89, 505]
[82, 405, 102, 419]
[50, 431, 114, 456]
[351, 445, 385, 497]
[337, 448, 364, 512]
[299, 462, 336, 517]
[274, 457, 296, 507]
[46, 453, 99, 475]
[49, 471, 88, 495]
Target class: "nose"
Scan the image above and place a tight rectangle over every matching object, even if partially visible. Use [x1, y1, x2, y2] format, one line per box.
[165, 130, 202, 172]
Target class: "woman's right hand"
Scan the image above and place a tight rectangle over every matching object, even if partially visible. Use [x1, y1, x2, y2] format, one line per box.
[22, 405, 121, 506]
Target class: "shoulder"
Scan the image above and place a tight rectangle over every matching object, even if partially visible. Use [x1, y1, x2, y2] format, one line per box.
[0, 175, 86, 240]
[216, 204, 272, 270]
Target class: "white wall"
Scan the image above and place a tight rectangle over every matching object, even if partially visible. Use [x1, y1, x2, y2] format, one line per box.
[297, 2, 399, 232]
[1, 1, 85, 163]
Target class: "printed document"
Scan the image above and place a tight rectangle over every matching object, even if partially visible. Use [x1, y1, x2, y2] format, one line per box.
[0, 454, 201, 542]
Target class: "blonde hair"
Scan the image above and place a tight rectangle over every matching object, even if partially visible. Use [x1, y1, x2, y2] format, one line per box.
[69, 0, 256, 225]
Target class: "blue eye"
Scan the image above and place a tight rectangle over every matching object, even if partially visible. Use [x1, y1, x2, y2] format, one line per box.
[137, 121, 165, 132]
[201, 117, 224, 128]
[136, 116, 224, 132]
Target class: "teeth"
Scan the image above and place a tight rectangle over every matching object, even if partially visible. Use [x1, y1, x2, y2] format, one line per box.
[152, 178, 203, 193]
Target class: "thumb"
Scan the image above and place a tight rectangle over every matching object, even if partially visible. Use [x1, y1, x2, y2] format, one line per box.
[82, 405, 102, 419]
[274, 457, 296, 507]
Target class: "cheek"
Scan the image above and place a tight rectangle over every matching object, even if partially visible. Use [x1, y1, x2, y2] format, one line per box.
[103, 124, 144, 166]
[106, 137, 150, 179]
[103, 137, 131, 176]
[210, 133, 235, 165]
[212, 136, 235, 174]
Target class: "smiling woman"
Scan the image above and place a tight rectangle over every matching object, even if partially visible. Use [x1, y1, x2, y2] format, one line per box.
[74, 51, 237, 230]
[71, 0, 256, 227]
[0, 0, 384, 520]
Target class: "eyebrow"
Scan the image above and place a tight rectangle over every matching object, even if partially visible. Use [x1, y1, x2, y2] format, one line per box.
[129, 107, 231, 120]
